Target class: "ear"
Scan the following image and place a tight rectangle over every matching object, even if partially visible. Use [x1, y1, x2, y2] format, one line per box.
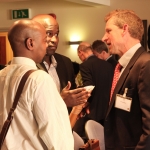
[25, 38, 34, 50]
[101, 51, 106, 59]
[122, 24, 128, 36]
[102, 51, 105, 55]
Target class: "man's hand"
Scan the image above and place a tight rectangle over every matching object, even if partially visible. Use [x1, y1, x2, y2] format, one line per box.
[70, 102, 90, 118]
[61, 81, 91, 107]
[69, 102, 90, 128]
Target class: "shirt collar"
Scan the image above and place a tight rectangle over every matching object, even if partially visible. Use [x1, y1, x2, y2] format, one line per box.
[106, 55, 112, 61]
[11, 57, 37, 68]
[51, 55, 57, 67]
[119, 43, 141, 68]
[43, 55, 57, 68]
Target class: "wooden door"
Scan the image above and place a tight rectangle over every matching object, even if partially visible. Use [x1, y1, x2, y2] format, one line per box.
[0, 36, 6, 65]
[0, 32, 13, 65]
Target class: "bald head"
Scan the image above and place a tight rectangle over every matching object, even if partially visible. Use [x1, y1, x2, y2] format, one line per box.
[32, 14, 59, 56]
[32, 14, 59, 29]
[8, 19, 47, 63]
[77, 42, 93, 62]
[77, 42, 92, 53]
[79, 42, 91, 48]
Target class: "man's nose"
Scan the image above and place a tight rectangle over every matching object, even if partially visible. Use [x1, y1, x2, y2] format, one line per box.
[102, 34, 107, 42]
[47, 35, 57, 44]
[51, 35, 57, 43]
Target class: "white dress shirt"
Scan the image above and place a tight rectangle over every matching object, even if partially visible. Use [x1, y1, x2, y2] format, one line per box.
[43, 55, 61, 93]
[119, 43, 141, 77]
[0, 57, 74, 150]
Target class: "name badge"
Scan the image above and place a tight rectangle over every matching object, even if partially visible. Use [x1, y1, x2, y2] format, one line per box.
[114, 88, 132, 112]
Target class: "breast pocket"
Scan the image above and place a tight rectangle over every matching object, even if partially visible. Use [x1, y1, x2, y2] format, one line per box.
[121, 88, 134, 98]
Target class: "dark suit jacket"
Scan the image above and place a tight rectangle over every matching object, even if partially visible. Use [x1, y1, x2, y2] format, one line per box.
[80, 55, 114, 121]
[107, 55, 117, 70]
[37, 53, 76, 91]
[104, 47, 150, 150]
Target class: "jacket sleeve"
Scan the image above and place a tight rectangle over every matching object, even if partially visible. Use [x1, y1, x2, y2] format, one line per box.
[136, 60, 150, 149]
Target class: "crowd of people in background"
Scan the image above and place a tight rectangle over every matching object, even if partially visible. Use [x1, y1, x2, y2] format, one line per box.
[73, 41, 114, 138]
[1, 9, 150, 150]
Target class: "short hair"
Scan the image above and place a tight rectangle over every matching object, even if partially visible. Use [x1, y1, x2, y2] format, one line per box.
[105, 9, 144, 41]
[92, 40, 108, 53]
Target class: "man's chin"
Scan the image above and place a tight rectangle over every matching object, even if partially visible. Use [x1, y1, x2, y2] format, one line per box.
[45, 53, 54, 56]
[46, 49, 56, 56]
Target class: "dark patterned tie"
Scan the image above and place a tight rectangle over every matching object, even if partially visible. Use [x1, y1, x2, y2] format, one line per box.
[110, 63, 122, 101]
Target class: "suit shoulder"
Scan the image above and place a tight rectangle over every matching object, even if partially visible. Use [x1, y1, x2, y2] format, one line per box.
[81, 56, 112, 68]
[54, 53, 72, 62]
[87, 56, 111, 64]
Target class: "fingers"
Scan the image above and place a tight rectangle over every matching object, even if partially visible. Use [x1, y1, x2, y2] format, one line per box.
[61, 87, 91, 107]
[70, 88, 90, 98]
[69, 99, 86, 107]
[63, 81, 71, 91]
[75, 90, 91, 101]
[71, 103, 85, 114]
[78, 102, 90, 118]
[82, 102, 90, 114]
[61, 81, 71, 100]
[71, 102, 90, 121]
[67, 81, 71, 90]
[70, 89, 91, 106]
[68, 88, 83, 95]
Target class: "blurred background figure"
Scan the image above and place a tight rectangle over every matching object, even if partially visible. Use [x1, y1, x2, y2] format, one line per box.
[92, 40, 117, 70]
[73, 42, 114, 138]
[72, 61, 83, 87]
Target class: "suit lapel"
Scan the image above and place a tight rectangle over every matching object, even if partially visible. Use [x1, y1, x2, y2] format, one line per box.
[106, 47, 145, 117]
[54, 53, 67, 89]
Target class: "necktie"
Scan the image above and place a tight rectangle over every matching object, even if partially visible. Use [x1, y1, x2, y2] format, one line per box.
[110, 63, 122, 100]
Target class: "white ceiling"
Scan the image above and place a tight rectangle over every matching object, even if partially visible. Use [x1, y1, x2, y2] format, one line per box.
[0, 0, 110, 6]
[0, 0, 32, 1]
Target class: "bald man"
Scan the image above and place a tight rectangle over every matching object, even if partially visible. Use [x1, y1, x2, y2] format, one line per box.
[32, 14, 90, 112]
[0, 20, 74, 150]
[74, 42, 114, 137]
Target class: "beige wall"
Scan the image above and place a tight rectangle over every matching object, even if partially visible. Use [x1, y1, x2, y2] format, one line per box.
[0, 0, 149, 63]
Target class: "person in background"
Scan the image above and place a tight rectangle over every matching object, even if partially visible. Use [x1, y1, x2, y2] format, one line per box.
[32, 14, 90, 112]
[72, 61, 83, 87]
[73, 42, 114, 137]
[102, 9, 150, 149]
[92, 39, 117, 69]
[0, 19, 74, 150]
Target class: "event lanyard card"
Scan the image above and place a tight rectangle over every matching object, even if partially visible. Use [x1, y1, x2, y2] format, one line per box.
[114, 88, 132, 112]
